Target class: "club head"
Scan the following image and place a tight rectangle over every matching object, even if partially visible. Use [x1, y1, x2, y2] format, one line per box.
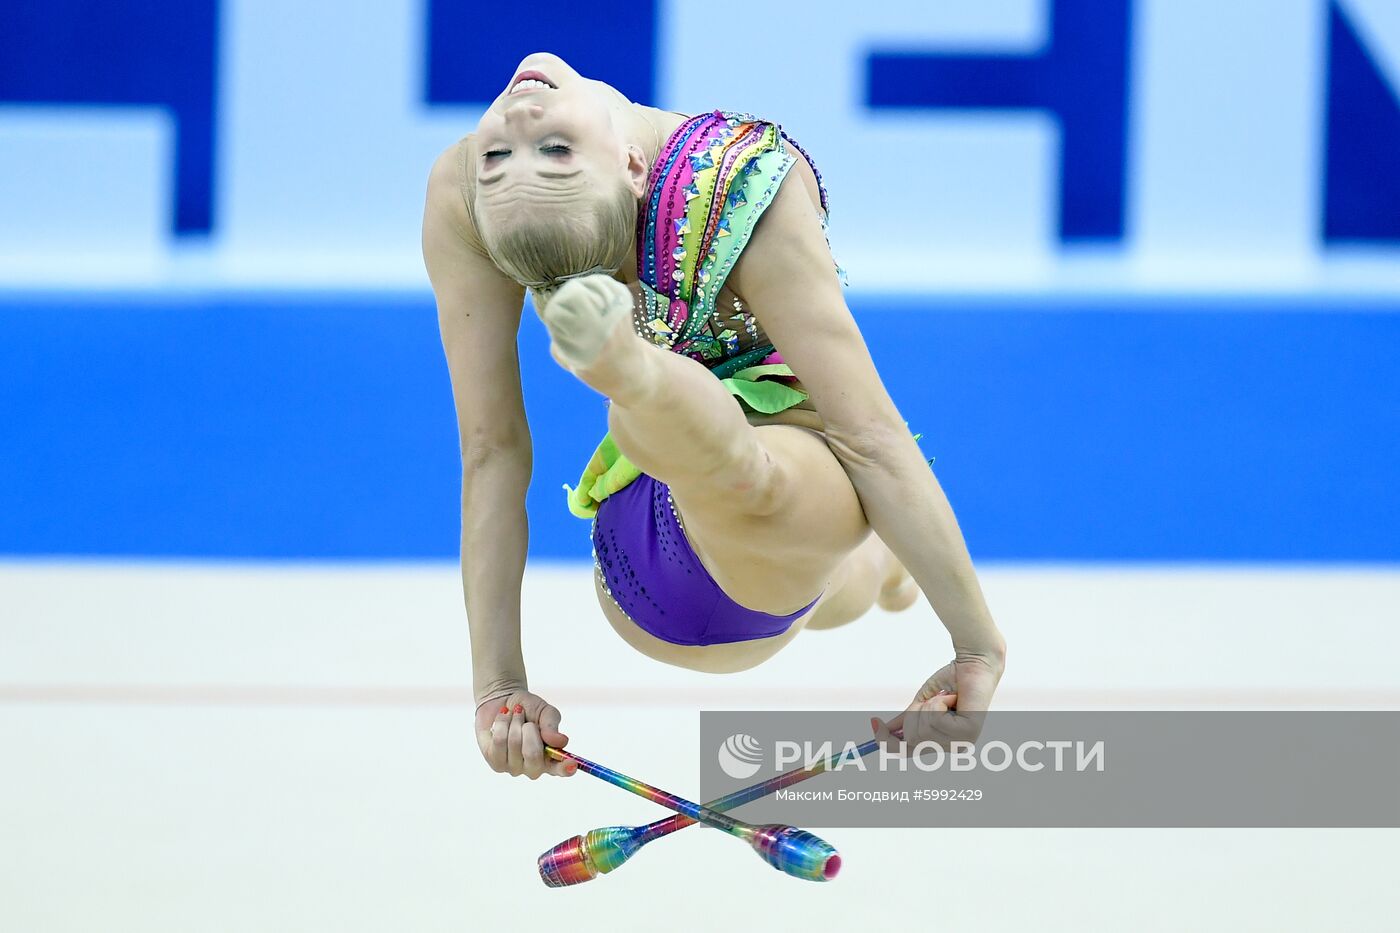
[749, 824, 842, 882]
[538, 835, 597, 887]
[538, 826, 643, 887]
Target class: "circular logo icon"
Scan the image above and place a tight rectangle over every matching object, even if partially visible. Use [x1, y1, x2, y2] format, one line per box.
[717, 733, 763, 779]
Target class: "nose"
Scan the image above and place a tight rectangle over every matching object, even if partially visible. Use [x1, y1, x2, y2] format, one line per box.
[503, 100, 544, 123]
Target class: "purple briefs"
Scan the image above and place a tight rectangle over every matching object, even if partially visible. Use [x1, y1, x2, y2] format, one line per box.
[591, 472, 822, 647]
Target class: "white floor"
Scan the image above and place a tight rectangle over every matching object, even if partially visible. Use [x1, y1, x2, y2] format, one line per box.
[3, 561, 1398, 932]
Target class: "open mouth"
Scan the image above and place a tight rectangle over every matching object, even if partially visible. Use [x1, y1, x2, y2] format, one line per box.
[509, 70, 557, 94]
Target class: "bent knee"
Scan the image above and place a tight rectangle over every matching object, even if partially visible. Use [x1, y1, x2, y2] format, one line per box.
[675, 426, 851, 523]
[689, 436, 787, 517]
[760, 429, 869, 546]
[736, 427, 856, 520]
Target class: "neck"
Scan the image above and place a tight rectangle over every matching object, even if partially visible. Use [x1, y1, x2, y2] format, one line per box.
[602, 83, 665, 163]
[612, 105, 673, 286]
[624, 105, 665, 167]
[616, 228, 641, 286]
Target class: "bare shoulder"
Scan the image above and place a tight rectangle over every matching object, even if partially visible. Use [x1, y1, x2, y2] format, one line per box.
[725, 141, 902, 449]
[422, 132, 529, 447]
[729, 157, 838, 304]
[779, 136, 826, 219]
[424, 133, 491, 257]
[421, 131, 524, 330]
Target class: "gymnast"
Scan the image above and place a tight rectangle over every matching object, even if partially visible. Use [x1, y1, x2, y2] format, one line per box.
[421, 52, 1006, 779]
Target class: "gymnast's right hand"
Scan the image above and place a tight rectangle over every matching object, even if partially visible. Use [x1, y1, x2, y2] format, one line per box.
[474, 691, 578, 780]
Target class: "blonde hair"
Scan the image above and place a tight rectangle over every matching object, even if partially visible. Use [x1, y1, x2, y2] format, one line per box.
[472, 178, 637, 296]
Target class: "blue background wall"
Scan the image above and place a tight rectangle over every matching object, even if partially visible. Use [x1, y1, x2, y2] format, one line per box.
[4, 291, 1396, 560]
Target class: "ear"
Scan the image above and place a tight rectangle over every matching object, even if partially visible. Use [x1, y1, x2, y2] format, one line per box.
[624, 144, 649, 199]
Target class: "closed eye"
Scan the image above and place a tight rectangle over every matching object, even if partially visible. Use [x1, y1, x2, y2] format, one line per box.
[483, 144, 571, 161]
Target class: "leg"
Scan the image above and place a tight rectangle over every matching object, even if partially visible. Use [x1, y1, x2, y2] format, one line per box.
[583, 345, 868, 613]
[579, 327, 786, 518]
[543, 277, 884, 616]
[803, 529, 919, 631]
[538, 276, 773, 511]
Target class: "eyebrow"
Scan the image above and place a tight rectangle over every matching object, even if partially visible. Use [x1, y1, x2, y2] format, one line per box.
[478, 168, 584, 186]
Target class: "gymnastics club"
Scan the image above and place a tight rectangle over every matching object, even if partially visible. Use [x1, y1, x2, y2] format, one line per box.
[539, 727, 906, 887]
[542, 744, 843, 883]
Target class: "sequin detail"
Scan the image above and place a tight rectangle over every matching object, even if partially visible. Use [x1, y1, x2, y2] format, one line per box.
[566, 110, 844, 520]
[590, 474, 820, 646]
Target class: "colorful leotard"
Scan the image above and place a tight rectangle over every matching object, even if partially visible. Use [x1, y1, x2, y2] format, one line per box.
[563, 110, 840, 520]
[566, 110, 928, 647]
[591, 472, 821, 645]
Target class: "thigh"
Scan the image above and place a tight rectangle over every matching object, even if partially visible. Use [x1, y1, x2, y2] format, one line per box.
[669, 424, 871, 614]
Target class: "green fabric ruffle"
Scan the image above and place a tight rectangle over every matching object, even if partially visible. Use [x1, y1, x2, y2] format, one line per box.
[562, 365, 935, 520]
[563, 362, 808, 519]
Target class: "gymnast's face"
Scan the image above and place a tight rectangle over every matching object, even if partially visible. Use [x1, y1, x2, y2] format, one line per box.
[473, 53, 639, 216]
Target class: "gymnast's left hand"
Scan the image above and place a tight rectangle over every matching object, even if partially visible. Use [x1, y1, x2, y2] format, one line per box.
[873, 651, 1004, 751]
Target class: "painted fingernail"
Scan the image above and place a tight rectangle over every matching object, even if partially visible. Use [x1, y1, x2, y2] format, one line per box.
[870, 717, 880, 733]
[513, 703, 524, 714]
[499, 705, 509, 714]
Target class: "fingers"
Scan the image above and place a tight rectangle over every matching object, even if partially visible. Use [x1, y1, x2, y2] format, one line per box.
[576, 276, 610, 304]
[551, 275, 621, 317]
[540, 276, 630, 371]
[876, 689, 981, 754]
[907, 695, 984, 748]
[912, 665, 957, 705]
[520, 719, 546, 780]
[538, 714, 567, 744]
[474, 696, 500, 732]
[551, 275, 629, 323]
[545, 749, 579, 778]
[591, 272, 627, 292]
[870, 715, 900, 754]
[548, 277, 593, 311]
[900, 692, 956, 747]
[533, 702, 569, 748]
[518, 707, 572, 779]
[506, 705, 525, 776]
[477, 702, 511, 772]
[475, 694, 578, 779]
[475, 701, 528, 777]
[578, 273, 630, 305]
[523, 698, 575, 777]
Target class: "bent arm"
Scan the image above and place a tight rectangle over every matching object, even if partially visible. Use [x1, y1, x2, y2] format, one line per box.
[421, 140, 535, 704]
[733, 180, 1005, 664]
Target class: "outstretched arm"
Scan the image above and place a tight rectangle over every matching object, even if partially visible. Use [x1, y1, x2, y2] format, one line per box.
[423, 141, 572, 777]
[732, 176, 1005, 737]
